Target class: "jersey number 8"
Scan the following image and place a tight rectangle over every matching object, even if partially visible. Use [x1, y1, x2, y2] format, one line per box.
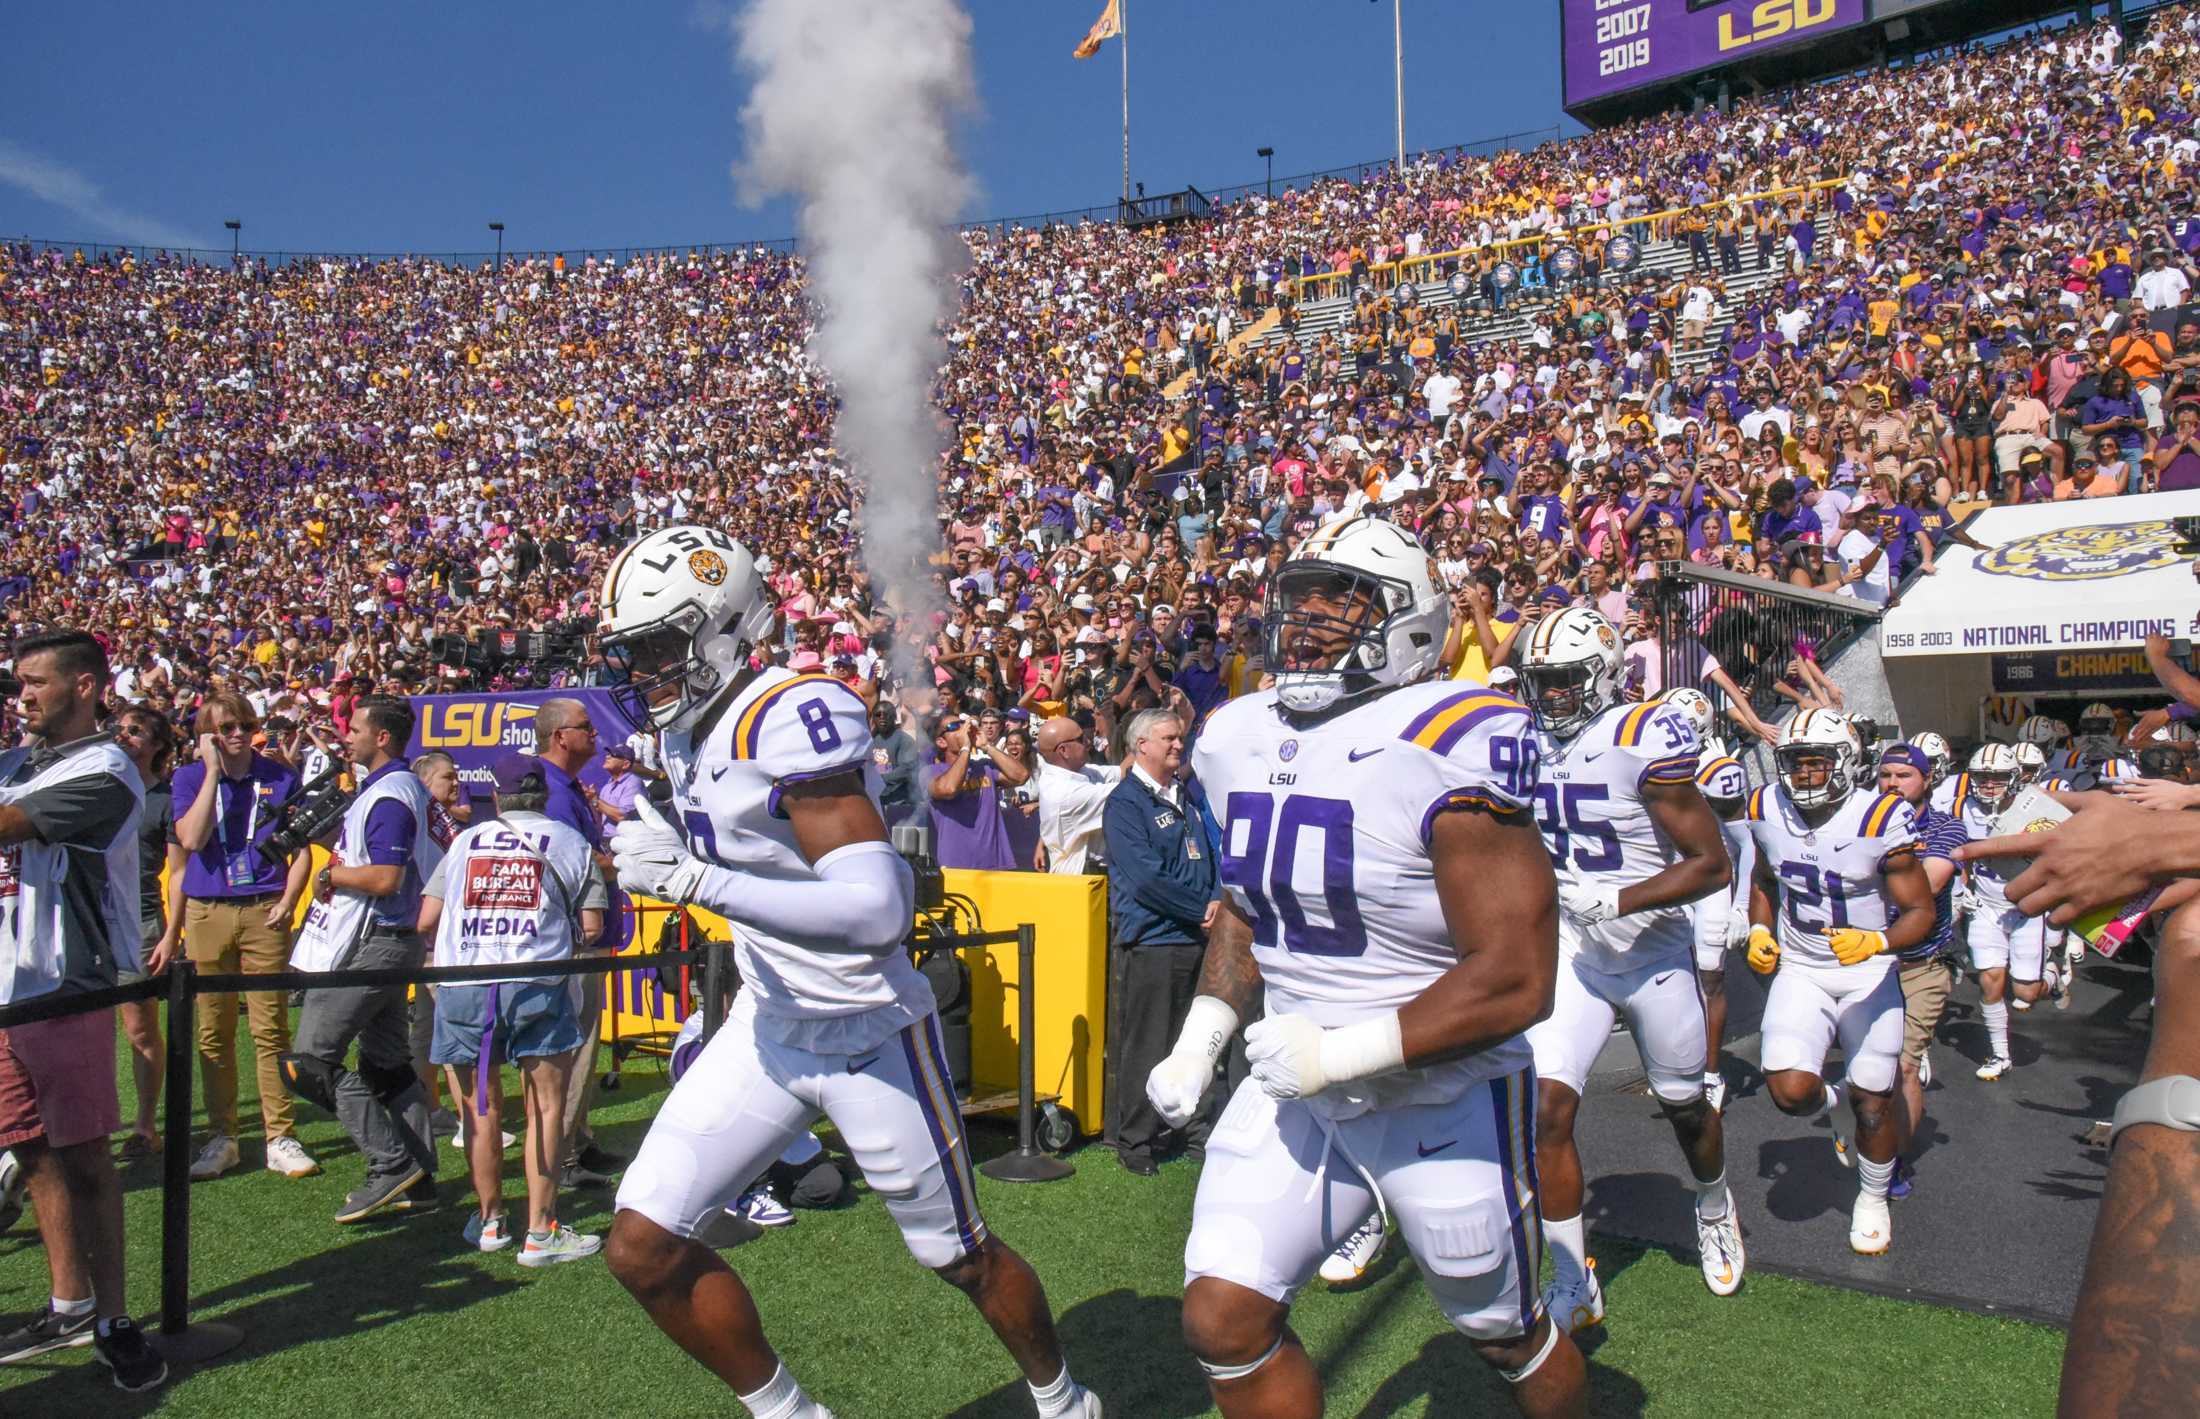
[1220, 792, 1368, 957]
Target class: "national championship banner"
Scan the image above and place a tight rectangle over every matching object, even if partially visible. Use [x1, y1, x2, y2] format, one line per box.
[1562, 0, 1869, 109]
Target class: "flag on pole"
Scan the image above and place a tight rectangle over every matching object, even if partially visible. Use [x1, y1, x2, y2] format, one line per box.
[1073, 0, 1121, 60]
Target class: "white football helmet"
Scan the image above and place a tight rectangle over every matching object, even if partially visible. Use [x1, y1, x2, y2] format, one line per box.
[1912, 730, 1952, 787]
[1967, 742, 2021, 811]
[598, 525, 777, 731]
[2012, 740, 2047, 786]
[2154, 720, 2198, 746]
[2075, 701, 2119, 761]
[1776, 709, 1862, 812]
[1266, 515, 1449, 714]
[1518, 606, 1627, 739]
[2018, 713, 2070, 751]
[1666, 688, 1716, 745]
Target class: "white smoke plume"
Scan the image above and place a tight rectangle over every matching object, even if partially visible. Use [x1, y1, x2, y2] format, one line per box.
[730, 0, 976, 674]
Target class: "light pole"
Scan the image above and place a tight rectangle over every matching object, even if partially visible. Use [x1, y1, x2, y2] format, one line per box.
[1393, 0, 1405, 173]
[488, 221, 505, 274]
[224, 220, 240, 264]
[1256, 147, 1274, 199]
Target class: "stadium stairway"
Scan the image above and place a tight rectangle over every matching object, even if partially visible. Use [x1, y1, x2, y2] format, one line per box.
[1256, 233, 1790, 374]
[1163, 304, 1282, 399]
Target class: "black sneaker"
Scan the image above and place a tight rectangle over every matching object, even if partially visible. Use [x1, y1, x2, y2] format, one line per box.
[334, 1165, 429, 1224]
[0, 1305, 96, 1363]
[393, 1176, 440, 1213]
[575, 1143, 627, 1174]
[92, 1317, 167, 1393]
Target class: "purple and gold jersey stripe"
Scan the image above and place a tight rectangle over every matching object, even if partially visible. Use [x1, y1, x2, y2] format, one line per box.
[1697, 755, 1742, 785]
[1614, 701, 1662, 747]
[1640, 755, 1699, 785]
[1860, 791, 1906, 838]
[1747, 786, 1768, 821]
[1401, 690, 1527, 757]
[732, 673, 846, 761]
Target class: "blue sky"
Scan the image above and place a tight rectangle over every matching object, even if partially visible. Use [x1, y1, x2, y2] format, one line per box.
[0, 1, 1568, 259]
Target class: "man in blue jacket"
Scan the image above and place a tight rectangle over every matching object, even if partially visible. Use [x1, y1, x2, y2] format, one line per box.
[1101, 707, 1220, 1175]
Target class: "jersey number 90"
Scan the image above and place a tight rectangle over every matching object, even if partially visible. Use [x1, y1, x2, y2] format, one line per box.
[1220, 792, 1368, 957]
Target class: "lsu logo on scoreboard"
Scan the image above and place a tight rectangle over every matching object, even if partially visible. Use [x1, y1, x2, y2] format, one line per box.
[1718, 0, 1841, 51]
[419, 700, 538, 750]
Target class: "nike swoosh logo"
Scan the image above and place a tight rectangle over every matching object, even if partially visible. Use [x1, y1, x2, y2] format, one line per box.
[710, 766, 731, 781]
[1417, 1139, 1456, 1157]
[1348, 748, 1385, 762]
[1581, 751, 1605, 762]
[847, 1055, 878, 1075]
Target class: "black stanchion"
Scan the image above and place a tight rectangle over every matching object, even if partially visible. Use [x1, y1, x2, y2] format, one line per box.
[154, 960, 243, 1363]
[979, 925, 1073, 1184]
[701, 935, 728, 1043]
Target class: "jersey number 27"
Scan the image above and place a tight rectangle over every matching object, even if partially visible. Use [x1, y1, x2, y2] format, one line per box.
[1220, 792, 1368, 957]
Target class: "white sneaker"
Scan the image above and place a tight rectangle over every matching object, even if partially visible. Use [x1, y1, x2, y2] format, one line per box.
[732, 1185, 794, 1229]
[189, 1135, 239, 1181]
[516, 1224, 604, 1267]
[449, 1121, 518, 1152]
[1849, 1191, 1892, 1255]
[1976, 1055, 2013, 1082]
[1703, 1073, 1728, 1113]
[1059, 1386, 1104, 1418]
[1317, 1212, 1387, 1285]
[1542, 1258, 1605, 1334]
[1917, 1050, 1933, 1088]
[2010, 995, 2032, 1012]
[2051, 972, 2071, 1010]
[264, 1137, 320, 1178]
[463, 1212, 511, 1252]
[1695, 1201, 1745, 1297]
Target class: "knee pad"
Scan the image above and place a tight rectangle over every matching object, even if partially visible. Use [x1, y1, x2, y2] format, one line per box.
[278, 1053, 339, 1113]
[1198, 1334, 1283, 1383]
[359, 1055, 419, 1106]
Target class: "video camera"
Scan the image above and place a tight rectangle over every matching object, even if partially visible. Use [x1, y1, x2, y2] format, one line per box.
[262, 766, 356, 860]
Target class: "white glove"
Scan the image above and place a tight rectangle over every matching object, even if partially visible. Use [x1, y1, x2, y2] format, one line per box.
[625, 732, 660, 774]
[1146, 996, 1238, 1127]
[1558, 882, 1623, 927]
[1724, 912, 1752, 950]
[610, 795, 708, 903]
[1244, 1011, 1404, 1102]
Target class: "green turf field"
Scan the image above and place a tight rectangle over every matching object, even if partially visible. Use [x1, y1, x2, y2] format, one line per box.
[0, 1037, 2063, 1417]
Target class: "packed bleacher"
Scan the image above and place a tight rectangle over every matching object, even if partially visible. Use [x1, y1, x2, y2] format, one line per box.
[2, 10, 2199, 745]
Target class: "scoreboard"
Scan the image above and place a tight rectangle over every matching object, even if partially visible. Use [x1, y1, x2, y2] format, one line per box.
[1562, 0, 1870, 111]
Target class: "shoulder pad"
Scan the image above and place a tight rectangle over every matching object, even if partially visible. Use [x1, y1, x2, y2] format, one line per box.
[1398, 687, 1530, 757]
[732, 674, 872, 778]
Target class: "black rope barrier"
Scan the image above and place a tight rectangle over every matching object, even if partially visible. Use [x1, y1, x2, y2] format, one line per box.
[0, 913, 1065, 1367]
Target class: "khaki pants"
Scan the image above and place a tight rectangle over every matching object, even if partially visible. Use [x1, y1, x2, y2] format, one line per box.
[184, 896, 297, 1141]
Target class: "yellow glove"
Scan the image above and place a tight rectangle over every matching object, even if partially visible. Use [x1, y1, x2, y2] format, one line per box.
[1746, 925, 1780, 975]
[1827, 927, 1890, 967]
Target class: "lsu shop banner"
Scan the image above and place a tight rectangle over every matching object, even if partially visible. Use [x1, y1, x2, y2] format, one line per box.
[407, 688, 639, 801]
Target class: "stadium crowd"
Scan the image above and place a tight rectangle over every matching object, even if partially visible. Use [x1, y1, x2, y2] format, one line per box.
[0, 12, 2196, 762]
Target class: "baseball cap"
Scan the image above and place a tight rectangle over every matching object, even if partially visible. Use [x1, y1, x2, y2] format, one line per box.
[492, 752, 547, 796]
[1879, 744, 1930, 775]
[602, 741, 633, 762]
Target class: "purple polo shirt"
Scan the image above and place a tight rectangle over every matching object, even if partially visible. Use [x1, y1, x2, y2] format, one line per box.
[539, 756, 603, 851]
[171, 755, 301, 898]
[597, 769, 642, 823]
[925, 757, 1017, 871]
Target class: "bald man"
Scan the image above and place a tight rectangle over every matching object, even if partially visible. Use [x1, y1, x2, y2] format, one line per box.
[1032, 717, 1123, 874]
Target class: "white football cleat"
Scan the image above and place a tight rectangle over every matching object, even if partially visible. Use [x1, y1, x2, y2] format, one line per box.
[1976, 1056, 2013, 1082]
[1849, 1191, 1892, 1256]
[732, 1184, 794, 1229]
[1318, 1213, 1387, 1286]
[2010, 995, 2032, 1012]
[1703, 1073, 1728, 1114]
[1543, 1258, 1605, 1334]
[1696, 1203, 1745, 1297]
[1828, 1122, 1853, 1170]
[1060, 1386, 1104, 1418]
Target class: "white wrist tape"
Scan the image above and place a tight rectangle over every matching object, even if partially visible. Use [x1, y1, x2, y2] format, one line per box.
[693, 839, 915, 953]
[1171, 995, 1240, 1069]
[1316, 1011, 1406, 1086]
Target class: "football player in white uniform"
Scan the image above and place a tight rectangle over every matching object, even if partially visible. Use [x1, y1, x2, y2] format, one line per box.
[1956, 743, 2051, 1076]
[1746, 711, 1935, 1255]
[1515, 611, 1740, 1324]
[1665, 690, 1753, 1110]
[1145, 516, 1587, 1419]
[595, 527, 1100, 1419]
[2018, 713, 2074, 779]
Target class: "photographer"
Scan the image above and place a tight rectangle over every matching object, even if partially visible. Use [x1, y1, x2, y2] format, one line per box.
[285, 696, 440, 1225]
[926, 711, 1030, 871]
[149, 691, 317, 1182]
[0, 630, 165, 1388]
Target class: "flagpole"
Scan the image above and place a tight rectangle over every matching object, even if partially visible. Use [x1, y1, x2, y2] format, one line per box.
[1121, 0, 1131, 204]
[1393, 0, 1405, 172]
